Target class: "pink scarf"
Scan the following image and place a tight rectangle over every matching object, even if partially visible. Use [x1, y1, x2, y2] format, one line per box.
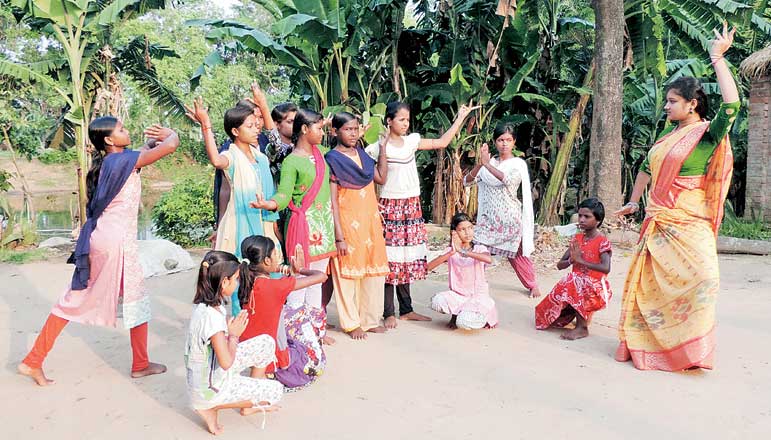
[286, 145, 326, 265]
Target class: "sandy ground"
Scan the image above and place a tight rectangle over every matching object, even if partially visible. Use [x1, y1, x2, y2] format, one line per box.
[2, 249, 770, 440]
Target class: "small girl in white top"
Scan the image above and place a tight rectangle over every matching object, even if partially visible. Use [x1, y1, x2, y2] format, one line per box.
[366, 101, 479, 329]
[185, 251, 283, 435]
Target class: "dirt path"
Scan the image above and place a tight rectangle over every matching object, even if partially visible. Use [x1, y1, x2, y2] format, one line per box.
[2, 252, 770, 439]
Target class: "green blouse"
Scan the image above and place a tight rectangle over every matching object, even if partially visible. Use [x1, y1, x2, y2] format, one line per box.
[640, 100, 740, 176]
[271, 146, 336, 258]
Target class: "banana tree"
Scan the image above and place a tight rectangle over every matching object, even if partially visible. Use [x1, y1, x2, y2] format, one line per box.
[2, 0, 186, 227]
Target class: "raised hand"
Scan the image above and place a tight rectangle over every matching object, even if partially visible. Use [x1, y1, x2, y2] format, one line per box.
[569, 239, 582, 264]
[227, 310, 249, 338]
[359, 122, 371, 140]
[709, 21, 736, 58]
[457, 100, 482, 120]
[143, 124, 175, 142]
[291, 243, 306, 271]
[184, 96, 211, 127]
[479, 142, 491, 165]
[450, 230, 462, 253]
[251, 81, 266, 102]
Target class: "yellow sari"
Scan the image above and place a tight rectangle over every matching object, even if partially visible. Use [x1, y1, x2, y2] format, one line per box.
[615, 121, 733, 371]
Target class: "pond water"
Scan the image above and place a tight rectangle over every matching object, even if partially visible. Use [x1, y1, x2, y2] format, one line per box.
[7, 189, 160, 240]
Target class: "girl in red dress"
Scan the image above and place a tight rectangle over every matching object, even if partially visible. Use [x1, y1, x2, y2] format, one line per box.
[237, 236, 326, 380]
[535, 198, 612, 340]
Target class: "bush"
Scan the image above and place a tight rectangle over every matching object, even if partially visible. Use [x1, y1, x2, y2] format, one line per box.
[38, 148, 77, 165]
[719, 202, 771, 241]
[151, 174, 214, 247]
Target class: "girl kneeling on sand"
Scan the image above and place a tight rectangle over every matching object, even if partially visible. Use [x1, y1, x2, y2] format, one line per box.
[534, 198, 612, 340]
[237, 236, 328, 389]
[185, 251, 283, 435]
[428, 213, 498, 330]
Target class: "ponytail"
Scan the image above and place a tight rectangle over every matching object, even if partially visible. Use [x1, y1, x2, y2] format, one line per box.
[237, 235, 276, 308]
[193, 251, 239, 307]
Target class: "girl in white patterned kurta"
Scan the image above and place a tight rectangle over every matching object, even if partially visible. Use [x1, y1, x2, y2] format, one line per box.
[464, 123, 541, 298]
[185, 251, 283, 435]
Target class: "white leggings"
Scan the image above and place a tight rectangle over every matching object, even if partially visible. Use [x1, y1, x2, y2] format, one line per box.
[286, 258, 329, 309]
[430, 295, 486, 330]
[209, 335, 284, 409]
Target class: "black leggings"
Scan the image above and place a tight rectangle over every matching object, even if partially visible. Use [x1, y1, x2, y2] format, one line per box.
[384, 283, 413, 318]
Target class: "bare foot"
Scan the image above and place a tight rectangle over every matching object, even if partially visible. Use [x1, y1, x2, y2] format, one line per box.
[560, 326, 589, 340]
[240, 404, 281, 416]
[446, 315, 458, 330]
[18, 363, 54, 386]
[196, 408, 223, 435]
[366, 326, 387, 334]
[399, 311, 432, 322]
[322, 335, 336, 345]
[131, 362, 167, 378]
[384, 316, 398, 329]
[529, 286, 542, 298]
[347, 327, 367, 340]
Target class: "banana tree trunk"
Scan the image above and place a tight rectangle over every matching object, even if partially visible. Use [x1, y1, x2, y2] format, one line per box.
[538, 62, 595, 226]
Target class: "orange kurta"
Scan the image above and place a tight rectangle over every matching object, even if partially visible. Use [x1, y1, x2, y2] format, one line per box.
[336, 175, 390, 279]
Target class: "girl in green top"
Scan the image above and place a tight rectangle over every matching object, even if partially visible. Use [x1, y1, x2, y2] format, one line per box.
[251, 108, 337, 345]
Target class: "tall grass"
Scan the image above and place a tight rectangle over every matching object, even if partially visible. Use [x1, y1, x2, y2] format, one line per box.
[720, 202, 771, 241]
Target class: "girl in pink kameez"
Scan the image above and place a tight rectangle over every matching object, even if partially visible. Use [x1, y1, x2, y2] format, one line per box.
[18, 117, 179, 386]
[428, 213, 498, 330]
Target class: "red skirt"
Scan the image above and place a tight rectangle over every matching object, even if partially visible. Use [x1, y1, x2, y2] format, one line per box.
[379, 196, 427, 285]
[535, 272, 611, 329]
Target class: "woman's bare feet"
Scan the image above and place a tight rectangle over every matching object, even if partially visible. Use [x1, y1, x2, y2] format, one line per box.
[366, 326, 387, 334]
[446, 315, 458, 330]
[322, 335, 336, 345]
[131, 362, 167, 378]
[529, 286, 542, 298]
[18, 363, 54, 386]
[560, 326, 589, 340]
[399, 311, 432, 321]
[196, 408, 223, 435]
[384, 316, 398, 329]
[347, 327, 367, 340]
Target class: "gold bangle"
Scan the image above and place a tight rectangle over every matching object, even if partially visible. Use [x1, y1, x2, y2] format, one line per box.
[202, 125, 212, 132]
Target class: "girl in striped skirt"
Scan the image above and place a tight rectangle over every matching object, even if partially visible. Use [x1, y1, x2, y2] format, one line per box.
[366, 101, 478, 328]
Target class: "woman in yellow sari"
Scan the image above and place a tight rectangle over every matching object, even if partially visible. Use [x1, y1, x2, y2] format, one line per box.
[614, 23, 739, 371]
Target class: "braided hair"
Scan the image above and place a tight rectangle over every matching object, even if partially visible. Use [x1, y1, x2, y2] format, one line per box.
[86, 116, 118, 204]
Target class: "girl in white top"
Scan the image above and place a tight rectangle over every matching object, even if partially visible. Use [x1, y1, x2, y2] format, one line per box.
[185, 251, 283, 435]
[464, 123, 541, 297]
[366, 101, 479, 329]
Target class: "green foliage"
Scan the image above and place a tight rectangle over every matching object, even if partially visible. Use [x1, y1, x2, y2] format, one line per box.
[151, 174, 213, 247]
[114, 3, 288, 164]
[0, 169, 12, 192]
[720, 202, 771, 240]
[0, 248, 48, 264]
[38, 148, 77, 164]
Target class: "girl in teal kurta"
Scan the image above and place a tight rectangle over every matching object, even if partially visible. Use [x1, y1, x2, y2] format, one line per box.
[187, 98, 279, 315]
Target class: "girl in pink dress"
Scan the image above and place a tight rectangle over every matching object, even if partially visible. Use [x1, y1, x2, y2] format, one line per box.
[18, 117, 179, 386]
[428, 213, 498, 330]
